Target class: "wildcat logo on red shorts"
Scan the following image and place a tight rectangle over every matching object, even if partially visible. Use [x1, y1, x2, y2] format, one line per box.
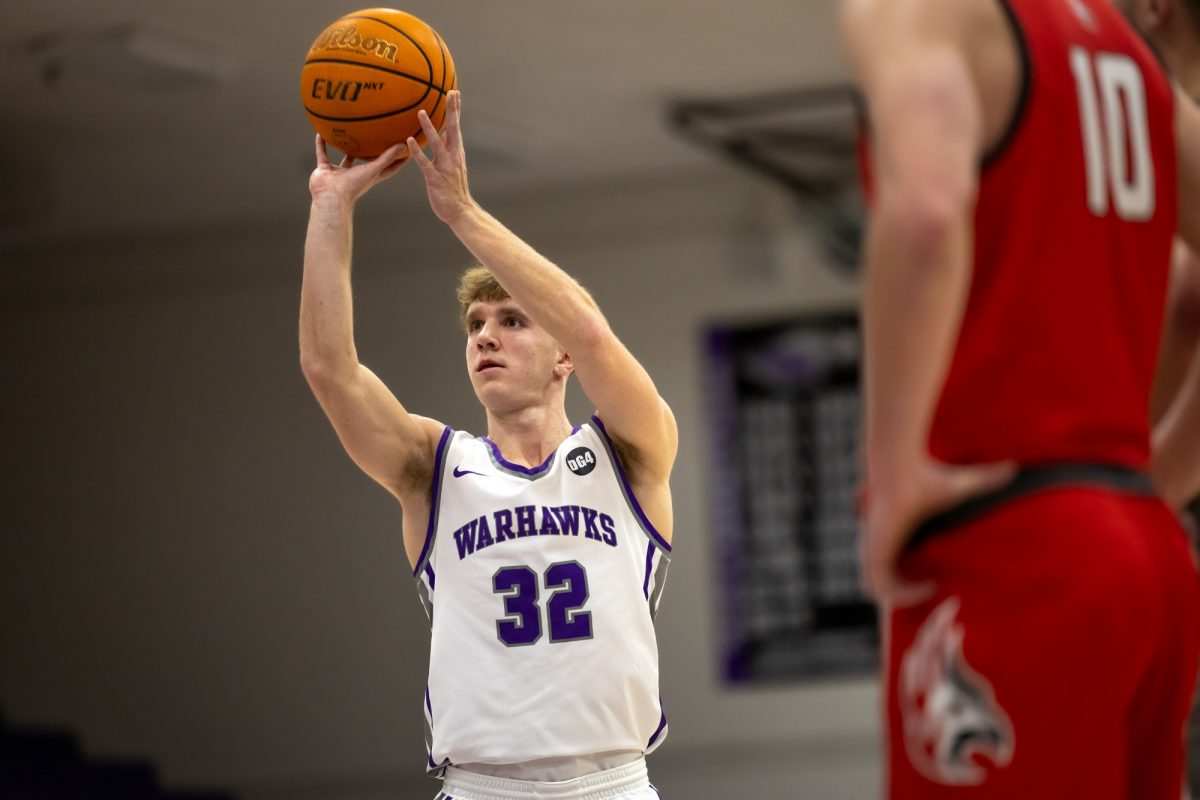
[899, 597, 1015, 784]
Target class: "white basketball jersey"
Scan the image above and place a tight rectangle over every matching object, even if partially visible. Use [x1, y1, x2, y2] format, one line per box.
[413, 417, 671, 774]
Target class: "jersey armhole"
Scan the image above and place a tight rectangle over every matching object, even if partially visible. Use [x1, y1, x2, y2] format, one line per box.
[412, 425, 454, 578]
[982, 0, 1034, 169]
[588, 415, 671, 554]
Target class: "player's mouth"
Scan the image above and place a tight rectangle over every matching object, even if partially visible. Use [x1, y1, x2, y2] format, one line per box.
[476, 359, 504, 373]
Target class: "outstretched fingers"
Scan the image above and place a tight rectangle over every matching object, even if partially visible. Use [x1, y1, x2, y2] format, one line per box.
[442, 90, 462, 148]
[407, 136, 434, 173]
[379, 161, 405, 181]
[378, 149, 409, 180]
[416, 109, 443, 155]
[860, 526, 934, 609]
[314, 134, 332, 167]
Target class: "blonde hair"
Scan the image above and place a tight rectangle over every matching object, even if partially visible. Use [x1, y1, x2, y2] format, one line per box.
[456, 266, 509, 330]
[455, 265, 601, 330]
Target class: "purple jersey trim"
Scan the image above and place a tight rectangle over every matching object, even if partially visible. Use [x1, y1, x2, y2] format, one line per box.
[590, 415, 671, 552]
[424, 562, 436, 590]
[413, 426, 453, 577]
[425, 685, 450, 774]
[425, 686, 435, 770]
[647, 707, 668, 748]
[481, 436, 557, 476]
[642, 542, 655, 598]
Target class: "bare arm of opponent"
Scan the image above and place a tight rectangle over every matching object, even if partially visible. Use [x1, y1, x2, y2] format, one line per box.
[299, 135, 448, 564]
[405, 91, 678, 539]
[842, 0, 1015, 603]
[1151, 244, 1200, 421]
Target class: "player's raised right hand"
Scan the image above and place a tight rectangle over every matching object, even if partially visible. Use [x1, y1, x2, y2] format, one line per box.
[308, 134, 408, 206]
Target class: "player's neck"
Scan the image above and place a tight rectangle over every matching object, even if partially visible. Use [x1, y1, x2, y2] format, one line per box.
[484, 406, 574, 468]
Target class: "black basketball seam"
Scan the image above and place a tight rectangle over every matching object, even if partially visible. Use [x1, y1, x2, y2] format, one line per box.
[437, 33, 449, 91]
[303, 103, 435, 123]
[426, 31, 450, 126]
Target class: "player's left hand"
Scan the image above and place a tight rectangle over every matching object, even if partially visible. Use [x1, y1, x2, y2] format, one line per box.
[407, 90, 474, 225]
[860, 455, 1016, 608]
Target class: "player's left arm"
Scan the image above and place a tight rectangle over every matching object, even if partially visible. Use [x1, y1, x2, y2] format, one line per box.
[1153, 287, 1200, 507]
[1150, 244, 1200, 421]
[1152, 88, 1200, 507]
[406, 91, 679, 488]
[843, 0, 1013, 601]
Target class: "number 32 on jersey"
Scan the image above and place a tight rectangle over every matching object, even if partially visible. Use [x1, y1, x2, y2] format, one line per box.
[493, 561, 593, 647]
[1070, 47, 1155, 221]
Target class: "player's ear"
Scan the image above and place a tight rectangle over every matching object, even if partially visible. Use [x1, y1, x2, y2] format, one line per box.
[555, 349, 574, 379]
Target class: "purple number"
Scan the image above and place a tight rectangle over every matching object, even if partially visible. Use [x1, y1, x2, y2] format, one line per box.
[546, 561, 593, 643]
[493, 566, 541, 647]
[491, 562, 593, 647]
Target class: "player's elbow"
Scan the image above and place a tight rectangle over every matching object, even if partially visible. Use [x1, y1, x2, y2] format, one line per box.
[566, 310, 614, 359]
[300, 354, 332, 396]
[576, 315, 610, 352]
[879, 182, 969, 258]
[300, 350, 353, 391]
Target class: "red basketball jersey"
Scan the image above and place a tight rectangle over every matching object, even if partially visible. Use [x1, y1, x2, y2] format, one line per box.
[931, 0, 1178, 468]
[859, 0, 1179, 469]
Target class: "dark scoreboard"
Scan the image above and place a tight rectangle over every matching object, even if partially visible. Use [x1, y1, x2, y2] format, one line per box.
[704, 311, 878, 683]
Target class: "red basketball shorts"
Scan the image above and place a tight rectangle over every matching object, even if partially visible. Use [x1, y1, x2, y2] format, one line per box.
[886, 487, 1200, 799]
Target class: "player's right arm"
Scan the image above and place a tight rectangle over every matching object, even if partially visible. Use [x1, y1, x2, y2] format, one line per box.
[1153, 90, 1200, 507]
[299, 136, 446, 513]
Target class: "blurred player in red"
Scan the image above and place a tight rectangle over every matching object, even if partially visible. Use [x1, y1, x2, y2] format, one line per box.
[842, 0, 1200, 796]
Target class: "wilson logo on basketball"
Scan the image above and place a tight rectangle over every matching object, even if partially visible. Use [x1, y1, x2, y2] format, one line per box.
[566, 447, 597, 476]
[310, 25, 400, 63]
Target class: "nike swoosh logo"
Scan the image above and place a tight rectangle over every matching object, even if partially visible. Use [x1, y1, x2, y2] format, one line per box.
[453, 466, 485, 478]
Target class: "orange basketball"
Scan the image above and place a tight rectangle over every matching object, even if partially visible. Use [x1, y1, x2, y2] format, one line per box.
[301, 8, 457, 159]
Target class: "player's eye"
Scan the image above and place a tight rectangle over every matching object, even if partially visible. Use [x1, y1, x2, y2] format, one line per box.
[505, 316, 522, 327]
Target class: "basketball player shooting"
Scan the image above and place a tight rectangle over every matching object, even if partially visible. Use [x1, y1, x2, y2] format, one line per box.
[299, 91, 676, 800]
[844, 0, 1200, 795]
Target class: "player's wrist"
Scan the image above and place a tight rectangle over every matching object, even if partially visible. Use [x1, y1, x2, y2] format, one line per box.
[444, 196, 484, 230]
[310, 190, 357, 216]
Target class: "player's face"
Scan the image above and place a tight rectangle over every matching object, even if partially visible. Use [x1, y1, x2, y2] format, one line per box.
[464, 300, 570, 414]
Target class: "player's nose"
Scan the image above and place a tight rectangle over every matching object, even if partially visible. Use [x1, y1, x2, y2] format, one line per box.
[475, 321, 500, 349]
